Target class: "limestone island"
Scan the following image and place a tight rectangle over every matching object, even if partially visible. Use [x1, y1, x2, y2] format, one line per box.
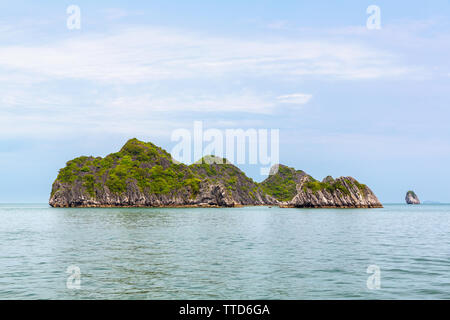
[49, 138, 383, 208]
[405, 191, 420, 205]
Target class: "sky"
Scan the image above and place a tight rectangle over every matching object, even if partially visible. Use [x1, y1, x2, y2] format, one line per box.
[0, 0, 450, 203]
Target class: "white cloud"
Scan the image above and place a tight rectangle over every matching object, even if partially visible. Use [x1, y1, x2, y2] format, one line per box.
[277, 93, 312, 105]
[0, 104, 186, 139]
[107, 92, 277, 114]
[0, 86, 282, 139]
[0, 22, 430, 140]
[0, 26, 411, 84]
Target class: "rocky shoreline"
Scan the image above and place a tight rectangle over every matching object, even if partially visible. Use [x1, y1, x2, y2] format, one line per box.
[49, 139, 383, 209]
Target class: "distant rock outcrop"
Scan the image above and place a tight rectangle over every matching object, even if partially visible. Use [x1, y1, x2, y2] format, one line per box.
[49, 139, 382, 209]
[405, 191, 420, 205]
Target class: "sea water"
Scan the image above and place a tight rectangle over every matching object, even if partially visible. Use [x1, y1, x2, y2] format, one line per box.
[0, 204, 449, 299]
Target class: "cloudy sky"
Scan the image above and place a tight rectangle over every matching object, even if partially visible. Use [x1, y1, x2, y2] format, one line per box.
[1, 0, 450, 203]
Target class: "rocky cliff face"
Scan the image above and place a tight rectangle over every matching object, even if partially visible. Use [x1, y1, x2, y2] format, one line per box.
[49, 139, 382, 208]
[405, 191, 420, 205]
[258, 164, 382, 208]
[281, 175, 382, 208]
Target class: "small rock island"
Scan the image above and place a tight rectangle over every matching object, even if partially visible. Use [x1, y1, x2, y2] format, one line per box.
[49, 138, 383, 209]
[405, 191, 420, 205]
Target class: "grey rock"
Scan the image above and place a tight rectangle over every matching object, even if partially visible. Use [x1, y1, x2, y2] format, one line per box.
[405, 191, 420, 205]
[282, 175, 383, 208]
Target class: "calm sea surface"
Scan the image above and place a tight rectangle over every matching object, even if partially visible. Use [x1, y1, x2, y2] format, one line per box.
[0, 204, 449, 299]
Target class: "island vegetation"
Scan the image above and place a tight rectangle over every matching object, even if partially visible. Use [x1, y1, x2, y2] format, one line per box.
[50, 138, 382, 208]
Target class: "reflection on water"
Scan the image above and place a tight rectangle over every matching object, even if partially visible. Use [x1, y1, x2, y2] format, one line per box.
[0, 204, 450, 299]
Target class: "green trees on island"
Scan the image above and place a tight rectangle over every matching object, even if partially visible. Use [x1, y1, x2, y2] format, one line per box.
[53, 138, 368, 203]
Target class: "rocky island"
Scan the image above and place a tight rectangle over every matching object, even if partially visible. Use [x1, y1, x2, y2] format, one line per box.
[49, 139, 383, 208]
[405, 191, 420, 205]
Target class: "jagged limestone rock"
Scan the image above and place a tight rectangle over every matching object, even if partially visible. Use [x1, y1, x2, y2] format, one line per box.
[405, 191, 420, 205]
[280, 175, 382, 208]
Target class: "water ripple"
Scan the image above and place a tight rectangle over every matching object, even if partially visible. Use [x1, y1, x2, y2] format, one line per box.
[0, 204, 449, 299]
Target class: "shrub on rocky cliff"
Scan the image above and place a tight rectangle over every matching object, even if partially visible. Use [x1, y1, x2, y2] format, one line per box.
[259, 165, 305, 201]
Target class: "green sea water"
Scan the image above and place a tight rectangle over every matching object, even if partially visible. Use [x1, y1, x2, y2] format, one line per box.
[0, 204, 449, 299]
